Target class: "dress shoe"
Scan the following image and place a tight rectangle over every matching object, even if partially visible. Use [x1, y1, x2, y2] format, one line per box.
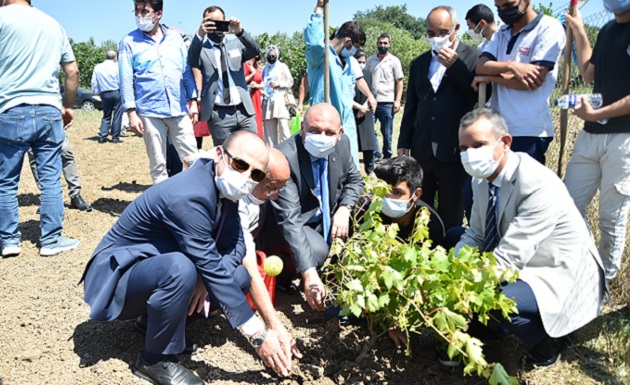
[133, 353, 204, 385]
[111, 139, 123, 143]
[524, 337, 567, 370]
[134, 315, 198, 354]
[70, 194, 92, 212]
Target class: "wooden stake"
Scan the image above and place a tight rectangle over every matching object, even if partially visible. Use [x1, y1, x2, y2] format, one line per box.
[323, 0, 330, 103]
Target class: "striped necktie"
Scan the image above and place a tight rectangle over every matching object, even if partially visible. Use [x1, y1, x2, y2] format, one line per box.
[483, 183, 499, 252]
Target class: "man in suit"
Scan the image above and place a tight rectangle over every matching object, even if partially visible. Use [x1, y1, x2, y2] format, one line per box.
[82, 131, 294, 385]
[188, 5, 260, 146]
[397, 6, 479, 230]
[258, 103, 364, 311]
[455, 109, 605, 369]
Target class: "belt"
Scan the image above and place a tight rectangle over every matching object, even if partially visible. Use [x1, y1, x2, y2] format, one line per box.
[214, 103, 243, 110]
[102, 89, 119, 93]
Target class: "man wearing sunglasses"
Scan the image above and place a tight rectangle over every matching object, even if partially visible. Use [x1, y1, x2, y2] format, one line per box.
[82, 131, 297, 385]
[258, 103, 364, 312]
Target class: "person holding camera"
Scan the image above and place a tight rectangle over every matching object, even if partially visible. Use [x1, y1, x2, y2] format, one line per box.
[188, 5, 261, 146]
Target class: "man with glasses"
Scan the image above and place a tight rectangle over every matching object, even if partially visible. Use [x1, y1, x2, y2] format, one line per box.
[119, 0, 199, 184]
[257, 103, 364, 312]
[82, 131, 296, 384]
[398, 6, 479, 230]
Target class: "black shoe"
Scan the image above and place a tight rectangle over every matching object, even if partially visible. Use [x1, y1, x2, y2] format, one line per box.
[276, 281, 299, 294]
[134, 316, 198, 355]
[111, 139, 123, 143]
[133, 353, 204, 385]
[98, 139, 107, 143]
[524, 337, 566, 370]
[70, 195, 92, 212]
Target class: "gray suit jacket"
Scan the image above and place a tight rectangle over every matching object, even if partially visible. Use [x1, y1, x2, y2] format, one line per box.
[271, 134, 365, 272]
[456, 153, 605, 338]
[188, 31, 260, 121]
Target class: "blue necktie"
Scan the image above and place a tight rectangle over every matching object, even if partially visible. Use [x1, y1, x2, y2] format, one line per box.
[316, 158, 331, 244]
[483, 183, 499, 252]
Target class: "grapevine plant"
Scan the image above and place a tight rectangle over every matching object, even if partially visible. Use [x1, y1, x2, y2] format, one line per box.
[324, 178, 520, 385]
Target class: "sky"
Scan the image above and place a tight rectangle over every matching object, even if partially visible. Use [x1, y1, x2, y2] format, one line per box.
[34, 0, 605, 45]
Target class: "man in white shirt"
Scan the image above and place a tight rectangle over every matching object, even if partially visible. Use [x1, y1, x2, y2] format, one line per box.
[92, 50, 123, 143]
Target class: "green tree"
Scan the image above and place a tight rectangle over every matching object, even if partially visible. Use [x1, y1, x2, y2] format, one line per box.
[99, 39, 119, 55]
[70, 37, 105, 89]
[354, 4, 426, 40]
[533, 2, 555, 16]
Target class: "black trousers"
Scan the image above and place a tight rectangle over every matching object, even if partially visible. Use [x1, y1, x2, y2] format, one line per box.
[419, 157, 467, 230]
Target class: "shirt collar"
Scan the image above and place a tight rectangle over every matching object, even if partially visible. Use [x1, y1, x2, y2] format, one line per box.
[489, 151, 517, 189]
[502, 12, 544, 35]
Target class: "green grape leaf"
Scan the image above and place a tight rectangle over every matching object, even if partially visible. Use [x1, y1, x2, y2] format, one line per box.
[488, 363, 518, 385]
[346, 279, 363, 292]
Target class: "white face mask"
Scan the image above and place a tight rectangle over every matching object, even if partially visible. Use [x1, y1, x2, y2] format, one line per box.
[136, 16, 157, 32]
[304, 132, 337, 158]
[359, 63, 366, 70]
[245, 192, 266, 206]
[429, 27, 455, 53]
[214, 156, 258, 202]
[460, 137, 505, 179]
[468, 22, 484, 40]
[381, 196, 414, 218]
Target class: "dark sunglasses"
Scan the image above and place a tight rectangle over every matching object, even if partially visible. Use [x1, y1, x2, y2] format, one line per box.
[223, 148, 267, 182]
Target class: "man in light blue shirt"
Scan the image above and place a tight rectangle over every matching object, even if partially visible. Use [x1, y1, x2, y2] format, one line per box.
[0, 0, 80, 257]
[305, 0, 376, 169]
[92, 50, 123, 143]
[120, 0, 199, 184]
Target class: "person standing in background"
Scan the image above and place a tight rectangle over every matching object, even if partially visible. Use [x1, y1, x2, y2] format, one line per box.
[245, 55, 265, 138]
[465, 4, 499, 52]
[262, 45, 294, 147]
[92, 50, 123, 144]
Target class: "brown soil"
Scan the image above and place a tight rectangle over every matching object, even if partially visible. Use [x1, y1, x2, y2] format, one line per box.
[0, 111, 620, 385]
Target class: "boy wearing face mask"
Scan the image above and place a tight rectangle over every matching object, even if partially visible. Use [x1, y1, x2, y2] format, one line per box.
[370, 157, 446, 246]
[398, 6, 480, 231]
[465, 4, 499, 52]
[455, 108, 605, 370]
[188, 5, 261, 146]
[119, 0, 199, 185]
[473, 0, 565, 165]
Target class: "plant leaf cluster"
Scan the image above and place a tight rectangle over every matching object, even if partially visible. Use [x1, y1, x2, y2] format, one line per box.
[324, 178, 519, 384]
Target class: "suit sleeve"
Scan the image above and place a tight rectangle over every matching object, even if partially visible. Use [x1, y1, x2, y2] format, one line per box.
[238, 30, 261, 63]
[398, 58, 419, 148]
[270, 176, 316, 273]
[188, 34, 204, 69]
[163, 198, 254, 329]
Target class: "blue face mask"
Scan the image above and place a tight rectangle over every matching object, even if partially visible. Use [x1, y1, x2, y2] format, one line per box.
[381, 196, 414, 218]
[341, 44, 357, 58]
[604, 0, 630, 14]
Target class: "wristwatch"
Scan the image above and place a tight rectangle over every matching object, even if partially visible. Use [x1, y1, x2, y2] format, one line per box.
[250, 328, 268, 348]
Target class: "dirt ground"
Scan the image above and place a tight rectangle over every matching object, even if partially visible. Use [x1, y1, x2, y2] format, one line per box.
[0, 111, 627, 385]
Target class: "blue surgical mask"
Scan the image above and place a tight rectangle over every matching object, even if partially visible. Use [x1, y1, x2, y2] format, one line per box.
[341, 45, 357, 58]
[381, 196, 414, 218]
[604, 0, 630, 13]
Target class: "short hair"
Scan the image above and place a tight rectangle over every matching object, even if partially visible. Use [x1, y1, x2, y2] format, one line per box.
[459, 108, 508, 139]
[465, 4, 495, 25]
[354, 49, 367, 60]
[377, 33, 391, 42]
[105, 50, 117, 60]
[374, 157, 424, 194]
[427, 6, 458, 26]
[203, 5, 225, 19]
[223, 129, 263, 152]
[134, 0, 162, 13]
[334, 21, 366, 46]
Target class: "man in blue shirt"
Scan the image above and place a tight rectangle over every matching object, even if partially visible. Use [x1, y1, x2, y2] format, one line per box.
[120, 0, 199, 184]
[305, 0, 376, 168]
[0, 0, 80, 257]
[91, 50, 123, 143]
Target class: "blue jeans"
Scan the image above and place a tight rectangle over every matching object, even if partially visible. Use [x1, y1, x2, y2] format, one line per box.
[374, 102, 394, 159]
[0, 104, 65, 247]
[511, 137, 553, 165]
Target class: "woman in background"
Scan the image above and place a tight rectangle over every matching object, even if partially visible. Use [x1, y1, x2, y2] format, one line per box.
[262, 45, 294, 147]
[245, 55, 265, 138]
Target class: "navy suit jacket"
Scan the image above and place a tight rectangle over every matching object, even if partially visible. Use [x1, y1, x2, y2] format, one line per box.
[81, 159, 253, 328]
[270, 134, 364, 272]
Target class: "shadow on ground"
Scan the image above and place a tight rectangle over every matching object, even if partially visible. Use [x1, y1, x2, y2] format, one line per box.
[91, 198, 132, 217]
[101, 182, 151, 194]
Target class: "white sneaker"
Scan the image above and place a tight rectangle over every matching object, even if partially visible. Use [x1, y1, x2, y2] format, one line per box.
[1, 244, 21, 257]
[40, 236, 79, 257]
